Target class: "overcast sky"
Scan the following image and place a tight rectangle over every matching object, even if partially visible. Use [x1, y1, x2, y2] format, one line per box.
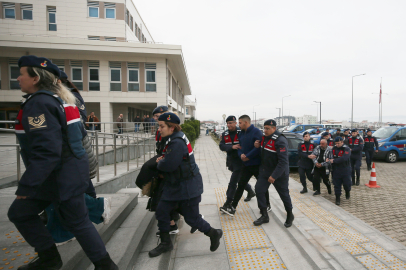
[136, 0, 406, 124]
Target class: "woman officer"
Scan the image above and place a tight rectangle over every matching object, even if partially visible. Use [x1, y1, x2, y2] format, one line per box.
[149, 112, 223, 257]
[7, 55, 117, 270]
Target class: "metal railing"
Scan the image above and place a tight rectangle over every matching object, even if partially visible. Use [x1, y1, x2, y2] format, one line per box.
[0, 120, 156, 185]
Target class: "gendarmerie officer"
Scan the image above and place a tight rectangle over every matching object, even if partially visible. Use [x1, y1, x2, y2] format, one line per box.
[343, 129, 351, 145]
[229, 115, 270, 216]
[348, 129, 364, 186]
[321, 131, 334, 147]
[329, 137, 352, 205]
[7, 56, 117, 269]
[253, 120, 294, 228]
[297, 132, 316, 194]
[219, 115, 256, 216]
[150, 112, 223, 257]
[364, 129, 379, 171]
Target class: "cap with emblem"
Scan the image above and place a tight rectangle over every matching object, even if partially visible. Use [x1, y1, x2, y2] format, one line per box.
[60, 70, 68, 80]
[303, 131, 309, 137]
[264, 119, 277, 126]
[152, 105, 168, 115]
[321, 132, 329, 137]
[226, 115, 237, 122]
[18, 55, 61, 78]
[158, 112, 180, 124]
[334, 136, 344, 142]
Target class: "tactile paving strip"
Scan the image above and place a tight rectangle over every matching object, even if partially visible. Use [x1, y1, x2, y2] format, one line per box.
[291, 191, 406, 269]
[215, 187, 287, 270]
[1, 230, 34, 269]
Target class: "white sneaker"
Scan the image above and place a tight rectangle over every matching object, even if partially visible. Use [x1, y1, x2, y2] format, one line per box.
[102, 197, 112, 225]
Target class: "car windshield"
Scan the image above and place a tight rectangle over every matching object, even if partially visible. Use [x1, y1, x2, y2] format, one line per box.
[373, 127, 398, 139]
[286, 125, 299, 132]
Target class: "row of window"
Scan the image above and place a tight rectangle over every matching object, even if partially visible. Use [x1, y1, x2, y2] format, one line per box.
[3, 2, 33, 20]
[87, 1, 116, 19]
[1, 61, 157, 92]
[88, 36, 118, 41]
[125, 8, 146, 42]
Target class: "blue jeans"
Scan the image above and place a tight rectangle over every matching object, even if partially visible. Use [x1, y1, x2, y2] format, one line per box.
[134, 124, 139, 132]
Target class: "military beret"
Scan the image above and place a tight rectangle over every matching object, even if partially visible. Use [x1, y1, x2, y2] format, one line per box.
[321, 132, 329, 137]
[158, 112, 180, 124]
[344, 128, 350, 132]
[264, 119, 277, 126]
[18, 55, 61, 78]
[152, 105, 168, 115]
[60, 70, 68, 79]
[351, 129, 357, 133]
[367, 129, 372, 132]
[334, 136, 344, 142]
[303, 131, 309, 137]
[226, 115, 237, 122]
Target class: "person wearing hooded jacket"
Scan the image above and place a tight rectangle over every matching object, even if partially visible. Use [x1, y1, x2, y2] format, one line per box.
[7, 56, 117, 270]
[253, 119, 294, 227]
[149, 112, 223, 258]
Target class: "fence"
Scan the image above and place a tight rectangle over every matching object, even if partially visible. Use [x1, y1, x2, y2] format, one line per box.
[0, 121, 157, 185]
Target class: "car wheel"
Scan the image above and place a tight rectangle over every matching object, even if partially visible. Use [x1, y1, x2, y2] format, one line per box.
[385, 151, 398, 163]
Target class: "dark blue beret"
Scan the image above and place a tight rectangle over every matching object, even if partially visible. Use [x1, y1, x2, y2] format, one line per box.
[367, 129, 372, 132]
[334, 136, 344, 142]
[303, 131, 309, 137]
[18, 55, 61, 78]
[264, 119, 277, 126]
[351, 129, 357, 133]
[158, 112, 180, 124]
[344, 129, 350, 132]
[60, 70, 68, 79]
[321, 132, 329, 137]
[152, 106, 168, 115]
[226, 115, 237, 122]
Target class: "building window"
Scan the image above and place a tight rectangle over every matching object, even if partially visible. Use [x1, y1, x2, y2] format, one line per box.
[142, 34, 145, 43]
[88, 36, 100, 40]
[88, 1, 99, 18]
[130, 15, 133, 30]
[109, 62, 121, 91]
[47, 7, 57, 31]
[21, 4, 33, 20]
[125, 9, 129, 24]
[51, 59, 65, 72]
[105, 3, 115, 19]
[70, 61, 83, 90]
[186, 108, 189, 115]
[88, 61, 100, 91]
[105, 37, 116, 41]
[145, 63, 156, 92]
[134, 22, 138, 37]
[9, 65, 20, 89]
[128, 62, 139, 91]
[3, 3, 15, 19]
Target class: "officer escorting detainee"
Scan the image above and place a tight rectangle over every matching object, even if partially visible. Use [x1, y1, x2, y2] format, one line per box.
[297, 131, 316, 194]
[149, 112, 223, 257]
[7, 56, 118, 270]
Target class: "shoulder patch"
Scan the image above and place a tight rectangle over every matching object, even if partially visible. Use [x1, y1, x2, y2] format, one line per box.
[28, 114, 47, 130]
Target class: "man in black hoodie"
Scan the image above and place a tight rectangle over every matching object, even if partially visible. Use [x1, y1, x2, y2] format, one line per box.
[297, 132, 317, 194]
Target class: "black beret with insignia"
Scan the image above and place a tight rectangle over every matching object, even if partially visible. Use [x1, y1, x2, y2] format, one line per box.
[152, 105, 169, 115]
[158, 112, 180, 124]
[18, 55, 61, 78]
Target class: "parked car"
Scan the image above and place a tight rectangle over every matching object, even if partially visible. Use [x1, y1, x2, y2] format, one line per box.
[373, 126, 406, 163]
[283, 124, 323, 134]
[283, 132, 305, 168]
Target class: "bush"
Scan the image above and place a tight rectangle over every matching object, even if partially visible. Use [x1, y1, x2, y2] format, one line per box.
[181, 123, 196, 142]
[186, 119, 200, 137]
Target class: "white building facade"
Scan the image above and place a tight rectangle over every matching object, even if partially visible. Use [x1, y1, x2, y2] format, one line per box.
[296, 115, 318, 125]
[0, 0, 193, 130]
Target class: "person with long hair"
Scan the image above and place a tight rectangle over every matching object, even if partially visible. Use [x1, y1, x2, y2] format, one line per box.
[7, 56, 117, 270]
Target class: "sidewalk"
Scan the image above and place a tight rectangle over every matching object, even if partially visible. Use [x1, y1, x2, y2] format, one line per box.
[167, 135, 406, 270]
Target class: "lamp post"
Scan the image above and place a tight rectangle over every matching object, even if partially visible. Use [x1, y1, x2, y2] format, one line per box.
[253, 104, 260, 126]
[282, 95, 290, 126]
[314, 101, 321, 124]
[351, 74, 366, 128]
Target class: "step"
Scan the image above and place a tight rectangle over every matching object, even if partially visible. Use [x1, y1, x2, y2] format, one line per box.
[85, 190, 155, 270]
[60, 192, 138, 270]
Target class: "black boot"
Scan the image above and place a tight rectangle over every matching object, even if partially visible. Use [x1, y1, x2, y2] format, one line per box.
[93, 253, 118, 270]
[284, 210, 294, 228]
[244, 189, 256, 202]
[149, 232, 173, 257]
[300, 187, 308, 194]
[356, 178, 360, 186]
[326, 183, 332, 194]
[367, 165, 371, 171]
[335, 195, 341, 206]
[18, 244, 62, 270]
[253, 208, 269, 226]
[313, 190, 321, 196]
[345, 190, 350, 199]
[205, 228, 223, 252]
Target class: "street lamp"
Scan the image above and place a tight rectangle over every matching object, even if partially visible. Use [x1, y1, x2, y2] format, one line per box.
[314, 101, 321, 124]
[253, 104, 260, 126]
[351, 74, 366, 128]
[282, 95, 290, 126]
[276, 108, 281, 125]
